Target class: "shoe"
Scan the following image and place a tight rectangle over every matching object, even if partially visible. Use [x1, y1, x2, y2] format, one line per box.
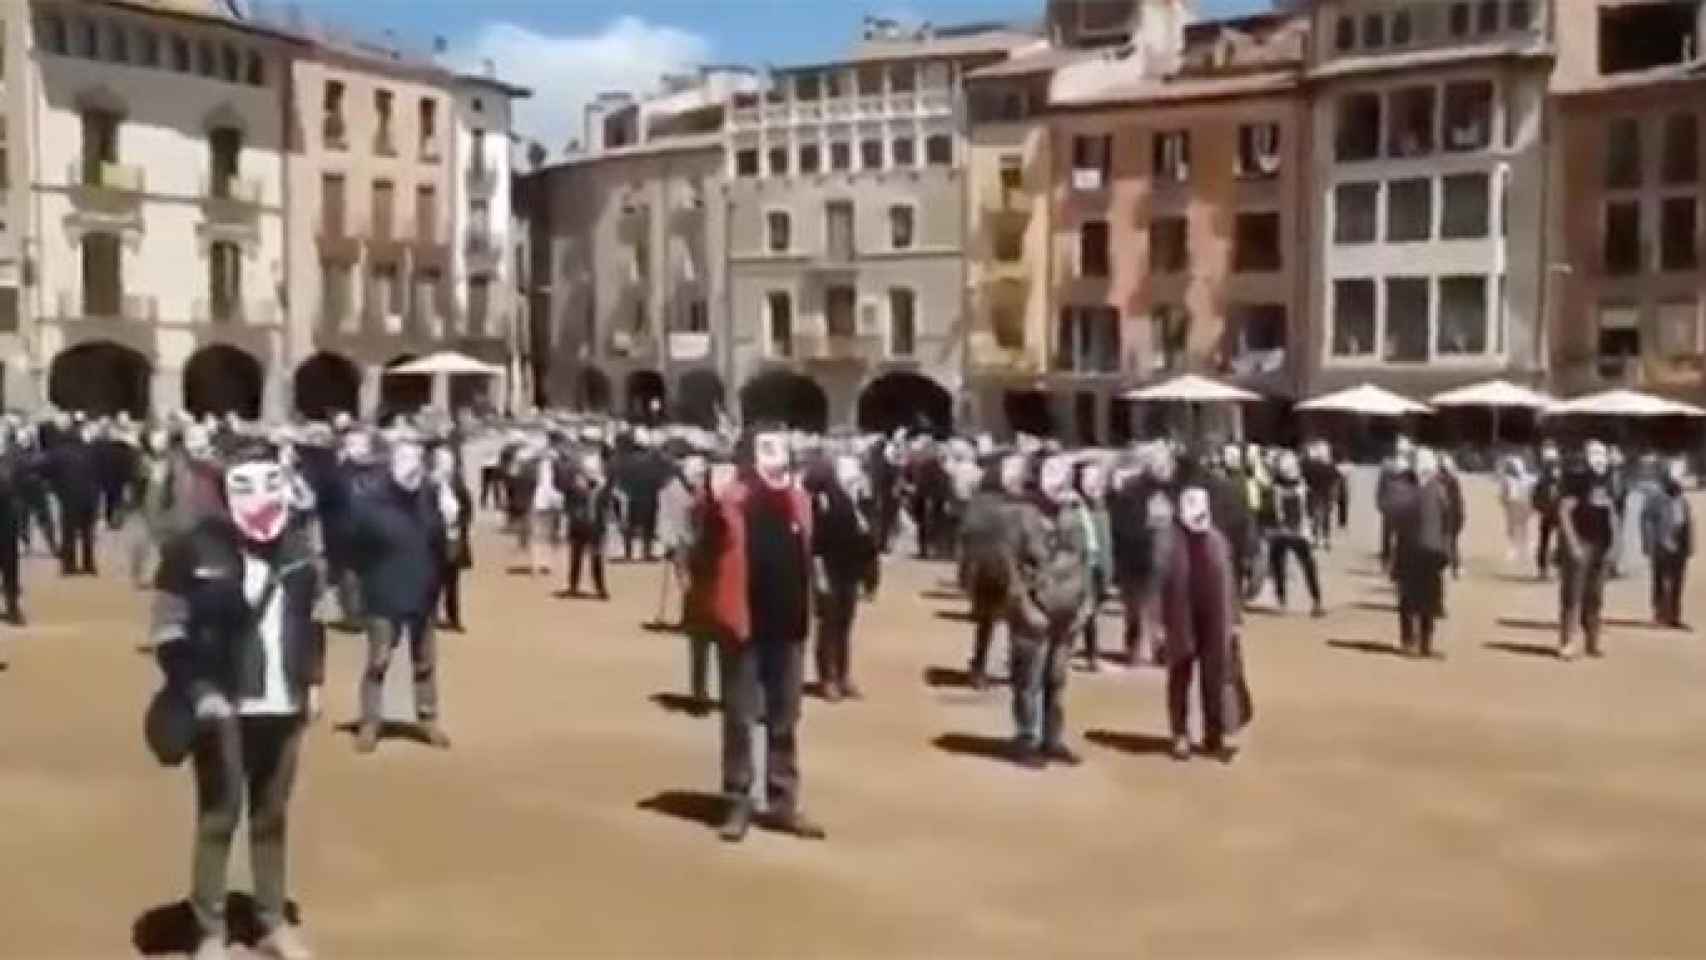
[1084, 655, 1101, 673]
[1310, 604, 1325, 619]
[419, 723, 452, 749]
[354, 724, 380, 754]
[256, 924, 314, 960]
[1169, 736, 1191, 762]
[192, 936, 231, 960]
[3, 608, 22, 626]
[1043, 742, 1082, 766]
[840, 682, 863, 701]
[967, 669, 988, 691]
[769, 810, 827, 840]
[718, 800, 752, 843]
[1013, 740, 1046, 770]
[821, 683, 843, 704]
[1204, 740, 1239, 764]
[1558, 644, 1579, 662]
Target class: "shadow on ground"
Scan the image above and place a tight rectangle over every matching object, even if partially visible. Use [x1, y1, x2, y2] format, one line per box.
[636, 790, 726, 828]
[331, 720, 436, 746]
[1484, 641, 1560, 659]
[1084, 729, 1175, 756]
[649, 692, 716, 717]
[132, 894, 300, 956]
[923, 666, 1001, 689]
[1325, 638, 1408, 657]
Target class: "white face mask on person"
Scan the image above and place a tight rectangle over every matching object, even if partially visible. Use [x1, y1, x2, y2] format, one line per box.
[998, 456, 1026, 496]
[1179, 486, 1212, 533]
[225, 460, 289, 543]
[1080, 465, 1107, 500]
[390, 443, 425, 492]
[754, 432, 790, 486]
[1414, 449, 1440, 483]
[834, 456, 863, 497]
[1039, 457, 1072, 502]
[1585, 442, 1609, 476]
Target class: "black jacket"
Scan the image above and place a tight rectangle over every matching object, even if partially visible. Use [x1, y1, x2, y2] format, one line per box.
[567, 479, 618, 540]
[812, 483, 877, 587]
[346, 479, 447, 619]
[48, 438, 100, 514]
[152, 517, 325, 705]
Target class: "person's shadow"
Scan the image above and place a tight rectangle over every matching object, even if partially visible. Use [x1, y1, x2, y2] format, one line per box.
[332, 720, 435, 746]
[132, 894, 300, 956]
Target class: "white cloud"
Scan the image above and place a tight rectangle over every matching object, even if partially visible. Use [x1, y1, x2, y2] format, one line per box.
[452, 17, 712, 158]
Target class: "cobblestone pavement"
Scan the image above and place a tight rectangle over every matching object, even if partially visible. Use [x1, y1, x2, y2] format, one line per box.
[2, 473, 1705, 957]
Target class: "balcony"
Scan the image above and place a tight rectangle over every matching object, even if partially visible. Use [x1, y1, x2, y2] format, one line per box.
[315, 223, 362, 264]
[968, 331, 1036, 375]
[618, 200, 649, 242]
[412, 233, 450, 271]
[824, 98, 853, 121]
[55, 289, 157, 322]
[669, 331, 712, 362]
[374, 129, 398, 158]
[763, 104, 789, 126]
[857, 95, 885, 118]
[191, 298, 278, 326]
[609, 327, 657, 359]
[67, 160, 146, 234]
[670, 191, 705, 227]
[730, 106, 761, 130]
[323, 114, 346, 150]
[800, 332, 879, 364]
[466, 162, 497, 198]
[982, 182, 1034, 231]
[920, 89, 952, 116]
[465, 229, 501, 270]
[888, 93, 917, 115]
[795, 102, 823, 124]
[368, 220, 409, 266]
[419, 134, 443, 163]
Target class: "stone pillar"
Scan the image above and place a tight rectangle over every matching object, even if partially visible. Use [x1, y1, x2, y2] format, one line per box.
[151, 366, 181, 418]
[360, 363, 383, 420]
[261, 367, 289, 423]
[430, 372, 450, 412]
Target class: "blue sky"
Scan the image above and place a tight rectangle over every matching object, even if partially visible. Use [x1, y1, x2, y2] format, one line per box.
[276, 0, 1270, 151]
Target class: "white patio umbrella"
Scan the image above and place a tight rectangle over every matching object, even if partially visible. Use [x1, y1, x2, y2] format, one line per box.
[1120, 374, 1260, 440]
[1430, 379, 1553, 446]
[385, 351, 505, 412]
[1542, 388, 1706, 418]
[1296, 383, 1432, 416]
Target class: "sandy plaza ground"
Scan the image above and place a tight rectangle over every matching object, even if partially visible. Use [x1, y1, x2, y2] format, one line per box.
[2, 470, 1706, 957]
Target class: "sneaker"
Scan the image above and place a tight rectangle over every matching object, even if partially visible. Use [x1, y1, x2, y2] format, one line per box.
[1168, 736, 1191, 762]
[718, 800, 752, 843]
[769, 809, 828, 840]
[354, 724, 380, 754]
[840, 682, 864, 701]
[1013, 740, 1046, 770]
[1310, 603, 1325, 619]
[419, 723, 452, 749]
[256, 924, 314, 960]
[192, 937, 231, 960]
[1043, 742, 1082, 766]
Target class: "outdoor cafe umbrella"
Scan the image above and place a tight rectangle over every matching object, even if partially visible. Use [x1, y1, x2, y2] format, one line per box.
[1120, 374, 1260, 440]
[1429, 378, 1553, 447]
[1542, 388, 1706, 419]
[1296, 383, 1431, 416]
[386, 351, 506, 411]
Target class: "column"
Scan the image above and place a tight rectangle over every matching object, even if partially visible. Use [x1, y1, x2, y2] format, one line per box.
[360, 363, 383, 420]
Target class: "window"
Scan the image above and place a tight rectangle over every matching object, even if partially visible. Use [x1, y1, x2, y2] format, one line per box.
[892, 136, 915, 167]
[1508, 0, 1531, 29]
[799, 142, 821, 174]
[42, 13, 66, 55]
[1449, 2, 1471, 36]
[1150, 217, 1188, 273]
[830, 141, 851, 171]
[1233, 212, 1282, 272]
[1235, 123, 1281, 178]
[171, 35, 190, 72]
[891, 64, 915, 95]
[1598, 302, 1641, 375]
[1438, 276, 1488, 355]
[1657, 299, 1699, 358]
[1150, 305, 1190, 373]
[107, 21, 128, 62]
[139, 29, 160, 67]
[0, 289, 18, 333]
[1384, 277, 1430, 363]
[860, 137, 883, 170]
[889, 288, 916, 357]
[1606, 117, 1642, 188]
[1663, 113, 1698, 185]
[995, 221, 1023, 262]
[1387, 178, 1433, 242]
[1336, 93, 1381, 162]
[1228, 303, 1287, 373]
[1080, 220, 1110, 277]
[1662, 196, 1698, 271]
[826, 285, 857, 337]
[1443, 82, 1493, 152]
[209, 241, 243, 322]
[374, 90, 395, 155]
[197, 40, 215, 76]
[415, 185, 437, 242]
[1362, 13, 1386, 48]
[1605, 200, 1642, 275]
[999, 154, 1023, 191]
[221, 44, 240, 83]
[1332, 278, 1376, 357]
[1441, 173, 1490, 239]
[1388, 86, 1437, 158]
[467, 276, 491, 335]
[766, 210, 791, 253]
[857, 65, 883, 96]
[685, 297, 710, 333]
[323, 80, 346, 148]
[825, 72, 843, 99]
[926, 134, 952, 166]
[320, 173, 346, 235]
[82, 234, 122, 317]
[1071, 133, 1112, 190]
[246, 50, 264, 86]
[796, 73, 820, 102]
[1392, 9, 1413, 45]
[735, 148, 759, 177]
[1477, 0, 1500, 32]
[418, 99, 438, 158]
[826, 201, 855, 260]
[1055, 306, 1121, 373]
[1334, 183, 1379, 244]
[767, 145, 789, 176]
[889, 204, 914, 249]
[1334, 15, 1354, 52]
[209, 127, 241, 197]
[371, 179, 396, 239]
[1153, 130, 1190, 182]
[77, 18, 98, 58]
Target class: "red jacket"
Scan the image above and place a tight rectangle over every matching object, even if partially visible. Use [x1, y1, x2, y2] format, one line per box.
[689, 475, 813, 645]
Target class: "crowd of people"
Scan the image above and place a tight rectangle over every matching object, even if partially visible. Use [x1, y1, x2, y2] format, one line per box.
[0, 402, 1689, 960]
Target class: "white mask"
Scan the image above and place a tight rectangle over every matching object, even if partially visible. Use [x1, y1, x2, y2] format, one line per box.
[754, 432, 789, 486]
[1080, 464, 1106, 500]
[1669, 459, 1689, 484]
[1585, 441, 1609, 476]
[225, 460, 289, 543]
[1414, 448, 1440, 483]
[342, 432, 373, 463]
[390, 443, 425, 492]
[709, 462, 738, 499]
[182, 425, 212, 460]
[1276, 451, 1300, 481]
[834, 455, 863, 496]
[681, 456, 708, 490]
[431, 448, 456, 482]
[999, 455, 1026, 496]
[1039, 456, 1072, 502]
[1222, 445, 1243, 471]
[1179, 486, 1212, 533]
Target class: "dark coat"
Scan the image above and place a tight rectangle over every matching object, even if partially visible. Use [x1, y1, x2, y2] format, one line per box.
[48, 437, 100, 515]
[152, 517, 325, 705]
[566, 479, 618, 541]
[1160, 523, 1238, 667]
[811, 482, 877, 587]
[1108, 480, 1151, 584]
[440, 478, 473, 570]
[345, 478, 447, 619]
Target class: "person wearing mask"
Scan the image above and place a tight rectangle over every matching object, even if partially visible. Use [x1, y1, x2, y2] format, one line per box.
[1375, 438, 1414, 570]
[1498, 454, 1536, 568]
[327, 429, 383, 626]
[15, 425, 57, 558]
[566, 452, 617, 599]
[1261, 450, 1324, 618]
[1006, 453, 1093, 769]
[520, 437, 567, 576]
[1532, 440, 1564, 580]
[1075, 460, 1114, 671]
[1160, 486, 1243, 762]
[618, 431, 669, 562]
[657, 453, 707, 630]
[1391, 448, 1451, 658]
[812, 454, 878, 702]
[128, 427, 171, 588]
[431, 447, 472, 633]
[1208, 444, 1255, 603]
[347, 440, 450, 753]
[1606, 446, 1631, 579]
[1302, 441, 1340, 552]
[1439, 453, 1467, 581]
[149, 445, 323, 960]
[0, 427, 25, 623]
[695, 425, 824, 843]
[668, 455, 718, 709]
[49, 420, 102, 576]
[867, 434, 902, 554]
[1558, 440, 1620, 660]
[93, 418, 136, 530]
[957, 453, 1024, 689]
[1642, 457, 1693, 630]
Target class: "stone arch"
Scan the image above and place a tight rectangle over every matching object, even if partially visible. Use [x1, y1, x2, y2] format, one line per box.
[183, 344, 263, 419]
[578, 365, 612, 412]
[49, 340, 150, 418]
[625, 369, 666, 421]
[739, 369, 828, 433]
[293, 352, 360, 420]
[675, 368, 725, 428]
[857, 370, 953, 437]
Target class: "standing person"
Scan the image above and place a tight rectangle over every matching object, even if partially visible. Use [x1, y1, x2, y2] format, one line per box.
[811, 454, 878, 702]
[695, 425, 825, 843]
[866, 435, 900, 553]
[1302, 441, 1340, 552]
[128, 428, 171, 588]
[618, 433, 668, 562]
[957, 453, 1024, 689]
[1208, 444, 1254, 604]
[1557, 440, 1620, 660]
[909, 439, 950, 560]
[1074, 460, 1114, 671]
[1375, 442, 1412, 569]
[1006, 454, 1093, 769]
[1642, 456, 1693, 629]
[1498, 454, 1536, 567]
[94, 419, 136, 530]
[1532, 440, 1563, 580]
[1391, 448, 1451, 658]
[431, 446, 472, 633]
[566, 452, 616, 599]
[1439, 453, 1466, 581]
[149, 446, 323, 960]
[1606, 445, 1631, 578]
[657, 453, 707, 629]
[525, 438, 566, 575]
[48, 420, 101, 576]
[1160, 486, 1243, 762]
[0, 428, 25, 623]
[347, 440, 450, 753]
[1261, 450, 1325, 617]
[665, 455, 716, 707]
[1107, 456, 1152, 667]
[15, 425, 57, 558]
[327, 429, 383, 626]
